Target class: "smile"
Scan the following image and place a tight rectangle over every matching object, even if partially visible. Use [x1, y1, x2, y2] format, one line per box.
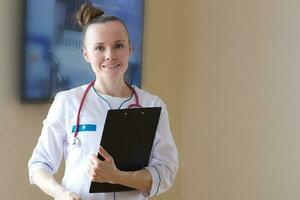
[101, 64, 121, 69]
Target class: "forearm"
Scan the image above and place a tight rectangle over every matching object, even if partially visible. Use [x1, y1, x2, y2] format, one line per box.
[115, 168, 152, 192]
[31, 168, 68, 199]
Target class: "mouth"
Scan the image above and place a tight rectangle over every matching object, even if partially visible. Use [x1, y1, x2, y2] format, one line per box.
[101, 64, 121, 69]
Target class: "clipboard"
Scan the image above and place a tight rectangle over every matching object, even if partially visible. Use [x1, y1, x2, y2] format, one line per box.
[89, 107, 162, 193]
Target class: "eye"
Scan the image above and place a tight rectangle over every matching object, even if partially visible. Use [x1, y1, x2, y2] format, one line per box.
[95, 46, 105, 51]
[115, 43, 124, 49]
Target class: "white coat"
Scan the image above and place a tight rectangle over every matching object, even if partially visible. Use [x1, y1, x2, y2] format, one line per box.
[28, 84, 178, 200]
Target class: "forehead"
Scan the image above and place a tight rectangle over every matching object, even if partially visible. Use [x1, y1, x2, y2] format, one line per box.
[85, 21, 129, 44]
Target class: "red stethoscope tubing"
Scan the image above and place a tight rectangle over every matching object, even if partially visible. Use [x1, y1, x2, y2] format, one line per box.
[73, 80, 141, 145]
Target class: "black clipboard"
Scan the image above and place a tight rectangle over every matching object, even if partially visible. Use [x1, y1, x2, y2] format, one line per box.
[89, 107, 162, 193]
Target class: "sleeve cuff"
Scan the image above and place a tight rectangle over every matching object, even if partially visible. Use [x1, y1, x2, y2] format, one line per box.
[28, 161, 54, 184]
[143, 166, 161, 197]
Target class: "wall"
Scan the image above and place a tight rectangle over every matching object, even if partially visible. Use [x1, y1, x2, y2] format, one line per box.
[4, 0, 300, 200]
[0, 1, 51, 199]
[0, 0, 181, 200]
[142, 0, 181, 198]
[181, 0, 300, 200]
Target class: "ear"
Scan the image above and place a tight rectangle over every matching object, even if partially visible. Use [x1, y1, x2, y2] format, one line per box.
[129, 44, 133, 56]
[82, 48, 90, 63]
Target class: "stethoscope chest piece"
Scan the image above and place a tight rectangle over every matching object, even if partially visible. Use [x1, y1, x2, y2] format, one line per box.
[71, 80, 142, 149]
[72, 137, 81, 148]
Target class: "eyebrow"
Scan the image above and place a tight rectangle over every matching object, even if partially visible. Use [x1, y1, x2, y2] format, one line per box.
[94, 40, 126, 45]
[115, 40, 126, 43]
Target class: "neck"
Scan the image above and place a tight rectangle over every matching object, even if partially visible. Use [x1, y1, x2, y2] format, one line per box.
[93, 78, 132, 98]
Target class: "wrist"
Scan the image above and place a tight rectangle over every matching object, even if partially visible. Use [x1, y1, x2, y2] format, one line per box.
[114, 170, 128, 185]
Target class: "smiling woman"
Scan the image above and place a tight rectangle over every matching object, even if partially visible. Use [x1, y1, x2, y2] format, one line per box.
[82, 21, 132, 95]
[28, 2, 178, 200]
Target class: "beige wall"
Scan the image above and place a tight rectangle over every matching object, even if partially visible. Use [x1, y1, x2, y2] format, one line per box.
[3, 0, 300, 200]
[142, 0, 181, 199]
[181, 0, 300, 200]
[0, 0, 181, 199]
[0, 2, 51, 199]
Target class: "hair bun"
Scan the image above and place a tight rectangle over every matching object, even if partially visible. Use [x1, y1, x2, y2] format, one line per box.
[76, 3, 104, 28]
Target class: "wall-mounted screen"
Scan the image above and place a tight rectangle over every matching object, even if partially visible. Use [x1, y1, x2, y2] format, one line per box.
[22, 0, 144, 102]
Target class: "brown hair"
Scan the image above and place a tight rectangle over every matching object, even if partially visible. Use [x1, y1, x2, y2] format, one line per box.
[75, 3, 130, 48]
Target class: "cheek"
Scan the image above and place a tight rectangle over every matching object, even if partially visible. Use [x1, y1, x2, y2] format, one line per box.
[90, 53, 104, 64]
[118, 51, 130, 61]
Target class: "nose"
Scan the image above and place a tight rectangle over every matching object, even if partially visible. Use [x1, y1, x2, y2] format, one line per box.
[105, 48, 116, 60]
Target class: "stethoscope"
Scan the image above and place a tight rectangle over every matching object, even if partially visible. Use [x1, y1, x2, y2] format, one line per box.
[72, 80, 142, 146]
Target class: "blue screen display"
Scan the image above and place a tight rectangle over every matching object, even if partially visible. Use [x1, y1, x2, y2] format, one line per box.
[22, 0, 144, 102]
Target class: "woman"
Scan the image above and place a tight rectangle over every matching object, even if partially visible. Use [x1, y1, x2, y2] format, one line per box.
[28, 3, 178, 200]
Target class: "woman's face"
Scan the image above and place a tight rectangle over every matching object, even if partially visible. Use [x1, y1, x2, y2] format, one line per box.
[83, 21, 131, 82]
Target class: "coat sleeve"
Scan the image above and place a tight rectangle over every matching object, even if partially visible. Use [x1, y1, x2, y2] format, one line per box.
[144, 100, 179, 197]
[28, 92, 67, 184]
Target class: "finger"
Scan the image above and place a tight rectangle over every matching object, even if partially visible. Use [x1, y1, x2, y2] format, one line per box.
[99, 146, 111, 161]
[88, 165, 97, 180]
[69, 193, 81, 200]
[90, 154, 99, 165]
[71, 197, 81, 200]
[89, 158, 98, 167]
[88, 164, 92, 175]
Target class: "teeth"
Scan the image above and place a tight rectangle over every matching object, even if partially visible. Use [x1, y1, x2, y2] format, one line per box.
[102, 64, 120, 68]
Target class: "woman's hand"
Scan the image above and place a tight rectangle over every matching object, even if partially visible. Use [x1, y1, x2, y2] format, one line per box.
[57, 189, 82, 200]
[88, 146, 120, 184]
[88, 146, 152, 192]
[31, 168, 82, 200]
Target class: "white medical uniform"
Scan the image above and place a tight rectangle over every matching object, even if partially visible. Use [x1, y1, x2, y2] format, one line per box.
[28, 84, 178, 200]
